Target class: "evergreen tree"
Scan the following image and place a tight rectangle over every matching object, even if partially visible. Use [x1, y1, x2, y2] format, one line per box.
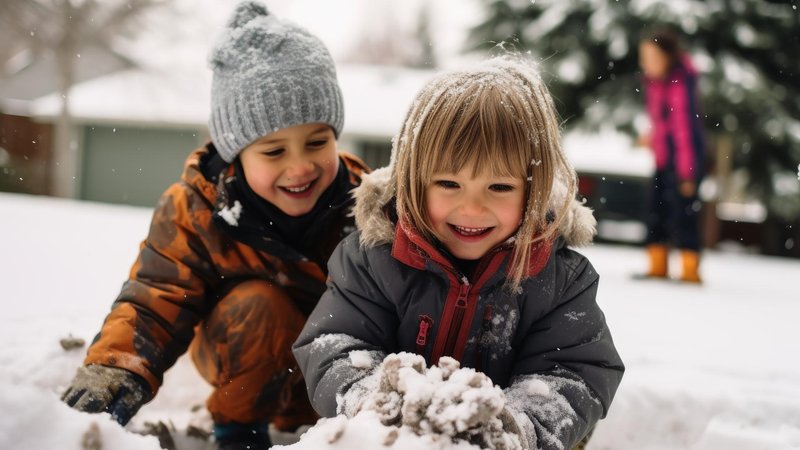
[468, 0, 800, 221]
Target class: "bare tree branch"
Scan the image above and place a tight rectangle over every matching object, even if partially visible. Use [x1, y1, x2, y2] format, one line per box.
[0, 0, 172, 197]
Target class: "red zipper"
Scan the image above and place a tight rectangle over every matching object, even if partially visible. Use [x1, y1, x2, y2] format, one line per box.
[416, 315, 433, 354]
[442, 283, 470, 358]
[430, 249, 506, 364]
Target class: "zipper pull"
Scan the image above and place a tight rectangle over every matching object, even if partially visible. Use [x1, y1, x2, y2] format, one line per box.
[416, 315, 433, 352]
[456, 282, 469, 308]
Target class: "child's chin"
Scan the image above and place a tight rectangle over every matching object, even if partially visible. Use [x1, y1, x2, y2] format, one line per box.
[283, 205, 314, 217]
[447, 246, 485, 261]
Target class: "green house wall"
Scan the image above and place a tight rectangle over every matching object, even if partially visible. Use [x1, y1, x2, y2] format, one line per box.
[80, 125, 203, 207]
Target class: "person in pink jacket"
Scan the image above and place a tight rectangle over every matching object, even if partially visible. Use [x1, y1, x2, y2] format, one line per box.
[638, 28, 707, 283]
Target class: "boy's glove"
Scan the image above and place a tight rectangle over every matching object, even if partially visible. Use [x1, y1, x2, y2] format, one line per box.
[62, 364, 153, 425]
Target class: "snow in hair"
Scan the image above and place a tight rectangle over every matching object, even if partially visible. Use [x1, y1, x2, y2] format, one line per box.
[391, 56, 578, 290]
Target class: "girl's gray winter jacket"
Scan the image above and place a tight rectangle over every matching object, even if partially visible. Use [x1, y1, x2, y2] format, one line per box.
[293, 167, 624, 450]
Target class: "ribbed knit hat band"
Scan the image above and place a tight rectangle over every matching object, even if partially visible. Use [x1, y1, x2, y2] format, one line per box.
[208, 1, 344, 163]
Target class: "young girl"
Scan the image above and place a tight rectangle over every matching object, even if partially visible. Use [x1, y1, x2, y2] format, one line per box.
[60, 2, 368, 449]
[638, 27, 706, 282]
[294, 57, 624, 449]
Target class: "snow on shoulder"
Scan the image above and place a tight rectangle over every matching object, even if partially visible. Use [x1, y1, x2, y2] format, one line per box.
[276, 353, 522, 450]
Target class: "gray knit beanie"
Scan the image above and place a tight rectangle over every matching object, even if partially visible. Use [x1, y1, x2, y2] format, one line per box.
[208, 1, 344, 163]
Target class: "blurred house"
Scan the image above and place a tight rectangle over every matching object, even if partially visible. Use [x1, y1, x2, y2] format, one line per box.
[0, 41, 136, 196]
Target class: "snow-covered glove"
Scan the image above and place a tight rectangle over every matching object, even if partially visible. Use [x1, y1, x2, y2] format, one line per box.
[497, 407, 530, 450]
[62, 364, 153, 425]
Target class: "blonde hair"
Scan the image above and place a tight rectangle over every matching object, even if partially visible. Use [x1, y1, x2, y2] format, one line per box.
[391, 56, 577, 289]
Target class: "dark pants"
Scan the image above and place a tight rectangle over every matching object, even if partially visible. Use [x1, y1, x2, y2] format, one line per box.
[645, 168, 702, 251]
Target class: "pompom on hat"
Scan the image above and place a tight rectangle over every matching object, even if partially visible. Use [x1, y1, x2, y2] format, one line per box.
[208, 1, 344, 163]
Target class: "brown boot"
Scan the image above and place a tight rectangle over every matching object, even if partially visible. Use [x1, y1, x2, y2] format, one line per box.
[680, 250, 702, 283]
[645, 244, 669, 278]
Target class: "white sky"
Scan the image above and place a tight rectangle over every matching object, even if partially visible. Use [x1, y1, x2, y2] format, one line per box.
[132, 0, 483, 69]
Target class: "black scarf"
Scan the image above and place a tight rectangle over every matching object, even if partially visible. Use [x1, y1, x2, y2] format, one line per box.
[230, 157, 353, 248]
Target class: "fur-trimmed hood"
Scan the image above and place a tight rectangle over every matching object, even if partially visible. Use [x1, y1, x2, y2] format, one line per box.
[353, 166, 597, 248]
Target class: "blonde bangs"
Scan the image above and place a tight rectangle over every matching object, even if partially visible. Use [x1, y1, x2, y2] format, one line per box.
[423, 86, 532, 181]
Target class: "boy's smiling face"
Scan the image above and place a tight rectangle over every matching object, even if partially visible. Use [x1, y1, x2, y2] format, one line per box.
[425, 166, 525, 260]
[239, 123, 339, 217]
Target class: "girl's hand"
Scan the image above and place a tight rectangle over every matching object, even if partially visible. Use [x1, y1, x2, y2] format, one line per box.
[679, 180, 696, 197]
[635, 134, 651, 148]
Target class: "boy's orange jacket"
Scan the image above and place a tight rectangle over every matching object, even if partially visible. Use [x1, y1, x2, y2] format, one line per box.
[85, 145, 368, 394]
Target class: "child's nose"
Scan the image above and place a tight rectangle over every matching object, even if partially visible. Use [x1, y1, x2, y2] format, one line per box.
[459, 196, 486, 215]
[285, 159, 315, 180]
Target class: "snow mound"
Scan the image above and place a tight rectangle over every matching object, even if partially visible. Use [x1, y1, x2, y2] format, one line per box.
[278, 353, 522, 450]
[0, 383, 163, 450]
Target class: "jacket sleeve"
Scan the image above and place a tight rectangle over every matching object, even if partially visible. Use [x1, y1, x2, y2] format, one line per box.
[85, 182, 219, 394]
[506, 248, 624, 450]
[293, 232, 397, 417]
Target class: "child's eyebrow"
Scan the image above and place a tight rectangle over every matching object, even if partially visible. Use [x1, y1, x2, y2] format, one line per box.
[253, 126, 331, 145]
[255, 136, 286, 145]
[309, 126, 332, 135]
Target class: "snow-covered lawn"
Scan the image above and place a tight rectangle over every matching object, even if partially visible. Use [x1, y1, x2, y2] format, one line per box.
[1, 191, 798, 449]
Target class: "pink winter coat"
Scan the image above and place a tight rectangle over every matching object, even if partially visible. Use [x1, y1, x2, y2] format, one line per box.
[643, 56, 705, 181]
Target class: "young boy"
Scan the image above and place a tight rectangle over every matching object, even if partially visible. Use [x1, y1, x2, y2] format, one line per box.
[61, 2, 368, 449]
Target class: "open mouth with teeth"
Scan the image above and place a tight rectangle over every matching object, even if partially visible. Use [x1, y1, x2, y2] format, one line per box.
[280, 179, 317, 197]
[449, 224, 493, 238]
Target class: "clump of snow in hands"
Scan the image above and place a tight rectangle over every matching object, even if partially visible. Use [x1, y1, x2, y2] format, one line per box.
[277, 353, 521, 450]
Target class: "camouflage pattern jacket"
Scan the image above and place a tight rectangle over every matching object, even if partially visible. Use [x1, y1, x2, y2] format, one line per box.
[85, 144, 368, 394]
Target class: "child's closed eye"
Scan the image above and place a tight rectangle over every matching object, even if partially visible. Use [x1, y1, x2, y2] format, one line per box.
[434, 180, 460, 189]
[489, 184, 515, 192]
[307, 139, 329, 149]
[262, 148, 285, 157]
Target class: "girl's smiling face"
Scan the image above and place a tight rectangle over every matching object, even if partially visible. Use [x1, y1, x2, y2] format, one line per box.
[425, 166, 525, 260]
[239, 123, 339, 216]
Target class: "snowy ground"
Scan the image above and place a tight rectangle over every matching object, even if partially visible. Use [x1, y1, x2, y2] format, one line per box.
[1, 191, 799, 450]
